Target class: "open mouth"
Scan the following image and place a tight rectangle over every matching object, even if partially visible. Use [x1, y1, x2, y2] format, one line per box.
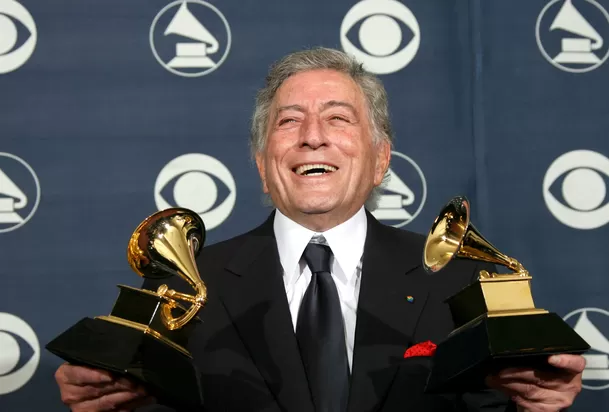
[293, 163, 338, 176]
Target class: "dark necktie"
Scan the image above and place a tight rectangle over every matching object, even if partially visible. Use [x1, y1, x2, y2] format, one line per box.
[296, 242, 350, 412]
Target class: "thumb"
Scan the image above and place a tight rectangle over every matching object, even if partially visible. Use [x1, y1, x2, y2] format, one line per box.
[548, 354, 586, 374]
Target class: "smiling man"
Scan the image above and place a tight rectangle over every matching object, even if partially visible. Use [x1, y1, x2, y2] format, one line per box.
[254, 67, 390, 232]
[54, 47, 585, 412]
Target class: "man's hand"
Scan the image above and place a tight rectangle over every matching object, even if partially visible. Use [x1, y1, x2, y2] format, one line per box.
[55, 363, 155, 412]
[486, 355, 586, 412]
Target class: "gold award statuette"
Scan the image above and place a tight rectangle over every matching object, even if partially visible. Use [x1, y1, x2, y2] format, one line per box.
[46, 208, 207, 408]
[422, 196, 590, 393]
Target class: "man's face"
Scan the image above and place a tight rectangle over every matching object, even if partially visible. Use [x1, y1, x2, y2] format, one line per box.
[255, 69, 390, 227]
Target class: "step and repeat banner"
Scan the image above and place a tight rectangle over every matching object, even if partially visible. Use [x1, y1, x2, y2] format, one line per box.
[1, 0, 608, 410]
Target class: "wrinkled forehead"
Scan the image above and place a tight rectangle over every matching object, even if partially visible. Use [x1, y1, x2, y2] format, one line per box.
[271, 69, 367, 113]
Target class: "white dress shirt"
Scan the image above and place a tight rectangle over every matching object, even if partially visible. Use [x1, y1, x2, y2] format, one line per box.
[273, 206, 368, 371]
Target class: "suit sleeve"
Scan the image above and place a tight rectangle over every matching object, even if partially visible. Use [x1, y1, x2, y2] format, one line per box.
[135, 405, 176, 412]
[135, 404, 210, 412]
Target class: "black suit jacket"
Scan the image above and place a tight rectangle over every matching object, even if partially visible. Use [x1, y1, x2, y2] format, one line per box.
[139, 210, 512, 412]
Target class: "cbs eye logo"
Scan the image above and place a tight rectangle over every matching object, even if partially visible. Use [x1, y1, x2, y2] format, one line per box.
[154, 153, 236, 230]
[0, 0, 37, 74]
[0, 313, 40, 394]
[543, 150, 609, 229]
[340, 0, 420, 75]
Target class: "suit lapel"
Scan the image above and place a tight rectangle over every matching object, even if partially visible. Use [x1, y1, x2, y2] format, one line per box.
[347, 212, 431, 412]
[218, 214, 314, 412]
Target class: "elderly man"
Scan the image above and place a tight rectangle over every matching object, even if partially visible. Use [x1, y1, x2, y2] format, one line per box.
[54, 47, 585, 412]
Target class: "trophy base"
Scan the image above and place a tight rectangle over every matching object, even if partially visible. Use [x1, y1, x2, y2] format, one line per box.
[46, 285, 203, 409]
[46, 317, 203, 409]
[424, 312, 590, 394]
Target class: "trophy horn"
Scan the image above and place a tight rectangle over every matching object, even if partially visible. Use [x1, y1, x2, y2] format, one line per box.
[127, 208, 207, 330]
[422, 196, 527, 278]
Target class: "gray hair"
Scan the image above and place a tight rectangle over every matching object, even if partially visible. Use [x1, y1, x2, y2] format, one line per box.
[250, 47, 393, 210]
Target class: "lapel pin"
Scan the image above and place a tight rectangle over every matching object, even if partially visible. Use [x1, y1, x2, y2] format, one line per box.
[406, 295, 414, 303]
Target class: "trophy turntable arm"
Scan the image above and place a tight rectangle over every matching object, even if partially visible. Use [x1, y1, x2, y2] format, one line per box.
[158, 285, 204, 304]
[157, 284, 208, 331]
[478, 257, 529, 279]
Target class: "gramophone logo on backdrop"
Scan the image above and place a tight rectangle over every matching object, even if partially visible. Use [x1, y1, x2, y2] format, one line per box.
[0, 312, 40, 395]
[0, 153, 40, 233]
[340, 0, 420, 74]
[536, 0, 609, 73]
[543, 150, 609, 229]
[150, 0, 231, 77]
[564, 308, 609, 390]
[371, 151, 426, 228]
[154, 153, 236, 230]
[0, 0, 37, 74]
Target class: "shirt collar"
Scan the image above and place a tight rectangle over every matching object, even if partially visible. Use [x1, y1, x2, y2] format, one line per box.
[273, 207, 368, 286]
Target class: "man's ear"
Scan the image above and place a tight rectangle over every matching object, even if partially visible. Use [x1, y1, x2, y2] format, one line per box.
[374, 140, 391, 186]
[255, 152, 269, 193]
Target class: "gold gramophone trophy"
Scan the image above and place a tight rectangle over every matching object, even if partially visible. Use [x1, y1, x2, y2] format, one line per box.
[422, 196, 589, 393]
[46, 208, 207, 408]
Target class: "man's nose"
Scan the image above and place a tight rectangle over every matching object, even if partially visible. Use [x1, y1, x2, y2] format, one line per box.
[299, 117, 328, 149]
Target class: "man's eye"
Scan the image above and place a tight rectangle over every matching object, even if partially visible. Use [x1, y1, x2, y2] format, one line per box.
[278, 118, 296, 125]
[330, 115, 349, 122]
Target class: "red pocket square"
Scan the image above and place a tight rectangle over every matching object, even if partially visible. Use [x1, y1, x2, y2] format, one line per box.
[403, 340, 437, 358]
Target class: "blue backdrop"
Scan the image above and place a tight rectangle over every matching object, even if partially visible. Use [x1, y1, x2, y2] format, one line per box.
[1, 0, 608, 410]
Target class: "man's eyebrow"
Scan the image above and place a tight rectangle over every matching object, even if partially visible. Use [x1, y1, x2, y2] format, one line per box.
[322, 100, 357, 114]
[274, 101, 358, 116]
[275, 104, 305, 115]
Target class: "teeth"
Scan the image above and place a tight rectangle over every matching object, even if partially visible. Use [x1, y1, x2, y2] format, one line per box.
[295, 164, 338, 176]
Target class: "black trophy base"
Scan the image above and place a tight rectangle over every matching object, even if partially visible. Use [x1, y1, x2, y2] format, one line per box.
[46, 284, 203, 410]
[425, 312, 590, 394]
[46, 317, 203, 409]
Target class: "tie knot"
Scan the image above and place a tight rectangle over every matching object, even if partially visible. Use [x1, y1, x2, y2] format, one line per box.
[303, 242, 332, 274]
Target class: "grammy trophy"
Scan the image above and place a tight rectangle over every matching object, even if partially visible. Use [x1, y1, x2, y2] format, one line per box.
[46, 208, 207, 408]
[422, 196, 590, 393]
